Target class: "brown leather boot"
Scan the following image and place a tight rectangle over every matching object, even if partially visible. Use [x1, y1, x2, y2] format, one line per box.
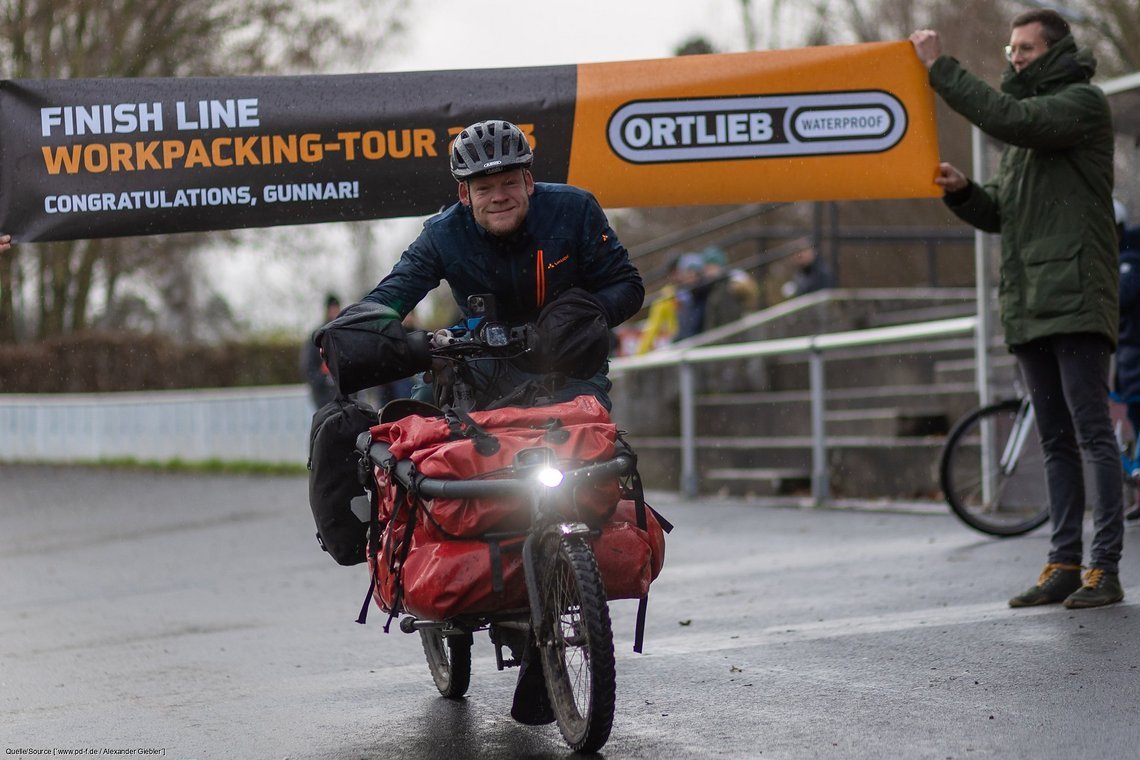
[1008, 563, 1082, 607]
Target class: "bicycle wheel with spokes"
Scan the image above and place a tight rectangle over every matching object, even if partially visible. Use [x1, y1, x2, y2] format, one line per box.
[536, 535, 615, 753]
[420, 629, 472, 698]
[940, 399, 1050, 537]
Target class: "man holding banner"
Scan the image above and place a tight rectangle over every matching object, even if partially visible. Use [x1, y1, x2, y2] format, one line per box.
[911, 9, 1123, 609]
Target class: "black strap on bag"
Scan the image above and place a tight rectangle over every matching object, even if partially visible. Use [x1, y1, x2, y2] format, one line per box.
[484, 376, 561, 410]
[355, 482, 383, 625]
[383, 473, 421, 634]
[445, 407, 501, 456]
[480, 531, 527, 595]
[355, 456, 418, 633]
[488, 539, 505, 593]
[629, 467, 651, 654]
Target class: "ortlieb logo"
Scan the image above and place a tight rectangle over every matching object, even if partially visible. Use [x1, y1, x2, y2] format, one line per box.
[606, 90, 908, 164]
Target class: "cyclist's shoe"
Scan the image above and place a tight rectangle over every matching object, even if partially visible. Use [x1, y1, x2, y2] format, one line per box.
[1008, 563, 1083, 607]
[1126, 503, 1140, 521]
[1063, 568, 1124, 609]
[510, 645, 555, 725]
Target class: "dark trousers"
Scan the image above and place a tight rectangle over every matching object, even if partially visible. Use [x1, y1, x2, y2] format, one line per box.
[1014, 333, 1123, 572]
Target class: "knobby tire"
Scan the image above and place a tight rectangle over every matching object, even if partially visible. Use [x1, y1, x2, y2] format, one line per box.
[537, 535, 616, 753]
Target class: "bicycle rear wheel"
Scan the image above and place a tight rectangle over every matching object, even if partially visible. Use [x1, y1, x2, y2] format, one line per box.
[536, 535, 615, 753]
[420, 629, 472, 698]
[940, 399, 1050, 537]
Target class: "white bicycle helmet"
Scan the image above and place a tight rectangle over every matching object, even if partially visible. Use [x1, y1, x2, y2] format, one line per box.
[449, 120, 533, 181]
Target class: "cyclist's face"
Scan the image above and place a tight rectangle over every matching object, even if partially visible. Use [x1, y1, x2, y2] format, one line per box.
[459, 168, 534, 237]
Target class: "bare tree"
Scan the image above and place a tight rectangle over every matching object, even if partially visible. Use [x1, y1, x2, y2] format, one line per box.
[1062, 0, 1140, 75]
[0, 0, 408, 343]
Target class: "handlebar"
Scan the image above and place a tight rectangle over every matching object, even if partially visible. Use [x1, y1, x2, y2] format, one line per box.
[429, 320, 537, 357]
[367, 439, 634, 498]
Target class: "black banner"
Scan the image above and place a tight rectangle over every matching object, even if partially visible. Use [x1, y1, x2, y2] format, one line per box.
[0, 68, 576, 241]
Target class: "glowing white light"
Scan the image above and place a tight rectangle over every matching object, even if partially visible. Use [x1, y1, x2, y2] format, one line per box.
[536, 467, 564, 487]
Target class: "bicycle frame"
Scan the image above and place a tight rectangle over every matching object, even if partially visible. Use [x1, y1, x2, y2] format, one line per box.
[997, 398, 1036, 477]
[352, 294, 644, 752]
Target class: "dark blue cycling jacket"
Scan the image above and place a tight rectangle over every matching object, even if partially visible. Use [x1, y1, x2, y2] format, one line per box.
[362, 183, 644, 327]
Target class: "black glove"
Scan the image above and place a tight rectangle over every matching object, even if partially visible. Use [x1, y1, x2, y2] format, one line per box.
[315, 302, 431, 396]
[527, 288, 612, 379]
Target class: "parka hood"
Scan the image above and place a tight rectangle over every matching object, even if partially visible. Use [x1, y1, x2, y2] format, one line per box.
[1000, 34, 1096, 99]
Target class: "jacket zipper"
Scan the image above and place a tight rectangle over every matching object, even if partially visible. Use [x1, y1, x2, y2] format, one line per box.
[535, 248, 546, 308]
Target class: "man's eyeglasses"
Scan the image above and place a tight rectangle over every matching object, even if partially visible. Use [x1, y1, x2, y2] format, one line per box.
[1004, 44, 1043, 61]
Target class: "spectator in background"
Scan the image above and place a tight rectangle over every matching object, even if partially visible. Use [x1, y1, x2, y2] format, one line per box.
[302, 293, 341, 409]
[635, 252, 709, 351]
[781, 242, 834, 299]
[673, 252, 708, 342]
[0, 234, 10, 254]
[703, 245, 761, 331]
[635, 258, 681, 354]
[1116, 199, 1140, 521]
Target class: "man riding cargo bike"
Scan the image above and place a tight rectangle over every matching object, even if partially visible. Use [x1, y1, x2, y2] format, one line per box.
[307, 120, 665, 753]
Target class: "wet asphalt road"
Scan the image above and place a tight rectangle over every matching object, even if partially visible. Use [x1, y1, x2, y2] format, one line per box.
[2, 465, 1140, 760]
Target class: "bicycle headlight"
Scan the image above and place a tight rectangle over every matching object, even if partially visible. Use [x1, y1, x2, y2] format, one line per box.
[535, 466, 564, 488]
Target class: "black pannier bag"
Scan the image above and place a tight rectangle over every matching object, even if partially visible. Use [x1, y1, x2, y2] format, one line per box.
[307, 396, 377, 565]
[313, 302, 431, 396]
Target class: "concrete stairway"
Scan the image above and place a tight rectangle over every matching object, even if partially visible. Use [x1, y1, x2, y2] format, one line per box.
[609, 288, 1014, 501]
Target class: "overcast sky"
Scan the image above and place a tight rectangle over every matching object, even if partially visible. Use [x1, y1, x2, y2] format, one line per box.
[387, 0, 750, 72]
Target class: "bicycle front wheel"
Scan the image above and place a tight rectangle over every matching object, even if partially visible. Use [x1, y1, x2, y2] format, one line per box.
[536, 535, 615, 753]
[940, 399, 1050, 537]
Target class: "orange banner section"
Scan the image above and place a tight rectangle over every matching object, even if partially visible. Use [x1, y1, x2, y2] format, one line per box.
[568, 41, 940, 206]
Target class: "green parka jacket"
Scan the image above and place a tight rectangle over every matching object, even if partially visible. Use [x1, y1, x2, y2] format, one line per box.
[928, 35, 1117, 347]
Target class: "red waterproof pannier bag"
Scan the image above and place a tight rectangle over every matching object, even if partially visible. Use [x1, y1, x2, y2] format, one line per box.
[591, 499, 668, 600]
[367, 466, 528, 620]
[366, 396, 667, 621]
[370, 497, 668, 620]
[400, 533, 529, 620]
[371, 395, 621, 538]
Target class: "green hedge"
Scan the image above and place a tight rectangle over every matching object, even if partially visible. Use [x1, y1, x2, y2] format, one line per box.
[0, 332, 302, 392]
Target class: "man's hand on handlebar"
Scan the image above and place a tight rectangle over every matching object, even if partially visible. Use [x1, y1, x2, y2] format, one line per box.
[431, 328, 461, 347]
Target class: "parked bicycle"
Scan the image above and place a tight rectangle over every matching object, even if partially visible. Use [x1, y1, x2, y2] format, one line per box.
[353, 295, 665, 754]
[939, 386, 1140, 537]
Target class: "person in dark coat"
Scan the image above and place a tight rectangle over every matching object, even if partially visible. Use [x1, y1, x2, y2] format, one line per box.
[301, 294, 341, 409]
[911, 9, 1122, 608]
[780, 242, 834, 299]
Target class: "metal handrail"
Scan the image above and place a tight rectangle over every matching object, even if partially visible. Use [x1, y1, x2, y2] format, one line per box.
[609, 316, 979, 503]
